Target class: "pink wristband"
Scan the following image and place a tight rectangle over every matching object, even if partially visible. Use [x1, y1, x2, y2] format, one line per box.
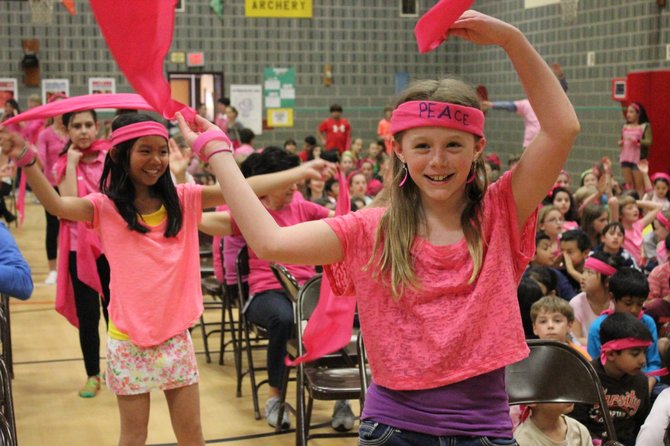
[192, 129, 232, 161]
[205, 148, 232, 162]
[14, 147, 36, 168]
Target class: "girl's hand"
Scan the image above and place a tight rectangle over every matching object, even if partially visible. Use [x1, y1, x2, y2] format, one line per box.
[300, 159, 337, 181]
[0, 130, 26, 159]
[618, 139, 623, 147]
[66, 146, 83, 165]
[638, 159, 649, 175]
[168, 138, 190, 176]
[175, 113, 222, 151]
[447, 10, 521, 49]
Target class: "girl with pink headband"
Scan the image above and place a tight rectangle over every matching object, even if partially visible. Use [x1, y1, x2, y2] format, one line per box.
[569, 252, 616, 345]
[618, 101, 651, 196]
[178, 9, 579, 444]
[640, 164, 670, 211]
[0, 112, 334, 445]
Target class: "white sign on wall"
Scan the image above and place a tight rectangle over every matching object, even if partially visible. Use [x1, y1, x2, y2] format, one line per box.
[524, 0, 560, 7]
[41, 79, 70, 105]
[230, 84, 263, 135]
[88, 77, 116, 95]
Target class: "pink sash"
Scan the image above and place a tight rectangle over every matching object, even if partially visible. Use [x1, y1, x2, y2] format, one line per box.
[287, 170, 356, 365]
[414, 0, 474, 53]
[54, 141, 109, 327]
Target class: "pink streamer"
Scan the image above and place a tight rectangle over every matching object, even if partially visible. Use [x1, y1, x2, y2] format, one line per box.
[88, 0, 195, 121]
[1, 94, 157, 128]
[414, 0, 475, 53]
[286, 170, 356, 366]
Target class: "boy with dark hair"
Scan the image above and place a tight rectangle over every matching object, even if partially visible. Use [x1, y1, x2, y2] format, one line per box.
[529, 232, 575, 300]
[572, 312, 652, 445]
[587, 267, 663, 392]
[558, 229, 591, 295]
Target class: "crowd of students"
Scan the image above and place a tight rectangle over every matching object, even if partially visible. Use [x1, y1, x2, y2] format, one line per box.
[0, 8, 668, 446]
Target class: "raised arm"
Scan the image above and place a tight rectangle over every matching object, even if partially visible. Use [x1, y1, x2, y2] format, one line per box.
[450, 12, 580, 227]
[179, 115, 343, 266]
[637, 200, 663, 229]
[0, 130, 93, 222]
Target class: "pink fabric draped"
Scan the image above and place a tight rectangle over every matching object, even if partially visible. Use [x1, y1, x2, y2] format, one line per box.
[88, 0, 195, 122]
[414, 0, 474, 53]
[54, 141, 110, 327]
[1, 94, 157, 128]
[287, 170, 356, 366]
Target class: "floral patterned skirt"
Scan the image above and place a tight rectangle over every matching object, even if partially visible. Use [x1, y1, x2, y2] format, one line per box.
[106, 330, 199, 395]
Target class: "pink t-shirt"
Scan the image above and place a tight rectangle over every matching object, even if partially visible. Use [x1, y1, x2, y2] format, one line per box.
[648, 262, 670, 300]
[514, 99, 540, 148]
[620, 125, 644, 164]
[562, 220, 579, 231]
[569, 292, 614, 338]
[324, 171, 536, 390]
[21, 119, 44, 145]
[623, 219, 645, 265]
[234, 144, 255, 157]
[232, 200, 330, 296]
[84, 184, 204, 347]
[37, 126, 68, 186]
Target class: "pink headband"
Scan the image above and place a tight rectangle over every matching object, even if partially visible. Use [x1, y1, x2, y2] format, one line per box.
[584, 257, 617, 276]
[390, 101, 485, 137]
[600, 338, 650, 366]
[657, 212, 670, 231]
[651, 172, 670, 184]
[109, 121, 168, 147]
[630, 103, 641, 113]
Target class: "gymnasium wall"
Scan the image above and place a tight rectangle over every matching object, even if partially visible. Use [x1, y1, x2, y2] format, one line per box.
[0, 0, 668, 184]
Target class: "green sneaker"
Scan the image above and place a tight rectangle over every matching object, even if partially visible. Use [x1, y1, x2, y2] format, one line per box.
[78, 375, 101, 398]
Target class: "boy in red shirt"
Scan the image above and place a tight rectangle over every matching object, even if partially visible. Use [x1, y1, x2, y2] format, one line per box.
[318, 104, 351, 154]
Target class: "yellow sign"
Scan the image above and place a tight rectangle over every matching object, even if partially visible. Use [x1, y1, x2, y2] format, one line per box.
[267, 108, 294, 127]
[245, 0, 312, 18]
[170, 52, 186, 64]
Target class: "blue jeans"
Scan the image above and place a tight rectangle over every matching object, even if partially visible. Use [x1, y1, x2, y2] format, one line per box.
[359, 421, 518, 446]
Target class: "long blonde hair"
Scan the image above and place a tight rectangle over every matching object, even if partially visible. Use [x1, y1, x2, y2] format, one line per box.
[367, 78, 488, 298]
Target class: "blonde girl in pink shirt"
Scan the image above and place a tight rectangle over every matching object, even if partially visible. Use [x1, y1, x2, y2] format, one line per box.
[1, 112, 332, 446]
[618, 194, 662, 266]
[177, 10, 579, 445]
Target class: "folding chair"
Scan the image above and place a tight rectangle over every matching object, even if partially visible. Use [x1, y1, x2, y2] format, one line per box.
[236, 246, 270, 420]
[197, 244, 221, 363]
[270, 263, 300, 302]
[505, 339, 624, 446]
[0, 296, 11, 378]
[291, 274, 367, 446]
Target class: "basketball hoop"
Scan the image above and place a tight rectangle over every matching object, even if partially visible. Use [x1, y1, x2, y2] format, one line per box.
[560, 0, 578, 24]
[29, 0, 55, 24]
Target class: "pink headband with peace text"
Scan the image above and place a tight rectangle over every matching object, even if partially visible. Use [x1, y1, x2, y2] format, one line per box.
[584, 257, 617, 276]
[109, 121, 169, 147]
[390, 101, 485, 137]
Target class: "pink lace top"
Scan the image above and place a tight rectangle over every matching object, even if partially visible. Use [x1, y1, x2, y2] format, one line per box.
[620, 125, 644, 164]
[324, 171, 536, 390]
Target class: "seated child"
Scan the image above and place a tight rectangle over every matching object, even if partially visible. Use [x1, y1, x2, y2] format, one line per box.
[558, 229, 591, 296]
[587, 268, 663, 390]
[592, 222, 638, 270]
[530, 233, 576, 300]
[635, 387, 670, 445]
[570, 252, 616, 345]
[531, 295, 590, 359]
[647, 234, 670, 300]
[572, 312, 652, 446]
[514, 403, 592, 446]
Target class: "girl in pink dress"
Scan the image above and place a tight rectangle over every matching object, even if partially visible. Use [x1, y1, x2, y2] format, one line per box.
[618, 101, 651, 195]
[177, 10, 579, 445]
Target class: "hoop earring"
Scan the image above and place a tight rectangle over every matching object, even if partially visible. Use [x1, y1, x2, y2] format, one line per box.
[399, 163, 409, 187]
[466, 164, 476, 184]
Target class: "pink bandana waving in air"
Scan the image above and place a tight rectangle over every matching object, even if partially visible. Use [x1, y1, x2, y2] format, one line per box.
[89, 0, 195, 121]
[415, 0, 475, 53]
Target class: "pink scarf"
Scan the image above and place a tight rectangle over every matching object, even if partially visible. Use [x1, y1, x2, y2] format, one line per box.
[88, 0, 195, 121]
[54, 141, 110, 327]
[414, 0, 474, 53]
[287, 170, 356, 365]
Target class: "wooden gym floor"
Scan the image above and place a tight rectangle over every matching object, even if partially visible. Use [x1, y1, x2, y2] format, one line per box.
[9, 199, 359, 445]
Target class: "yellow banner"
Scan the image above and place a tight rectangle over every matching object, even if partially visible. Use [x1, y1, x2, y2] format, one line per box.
[267, 108, 294, 127]
[245, 0, 312, 18]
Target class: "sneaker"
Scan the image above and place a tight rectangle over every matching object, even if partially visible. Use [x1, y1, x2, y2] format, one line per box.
[44, 270, 57, 285]
[78, 375, 101, 398]
[331, 400, 355, 432]
[265, 396, 290, 429]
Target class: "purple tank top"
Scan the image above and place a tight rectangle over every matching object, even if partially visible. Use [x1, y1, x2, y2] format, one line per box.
[362, 367, 513, 438]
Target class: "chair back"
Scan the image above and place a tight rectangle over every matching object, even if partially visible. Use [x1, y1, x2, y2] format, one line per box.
[506, 339, 618, 442]
[297, 274, 322, 323]
[269, 263, 300, 302]
[235, 246, 250, 307]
